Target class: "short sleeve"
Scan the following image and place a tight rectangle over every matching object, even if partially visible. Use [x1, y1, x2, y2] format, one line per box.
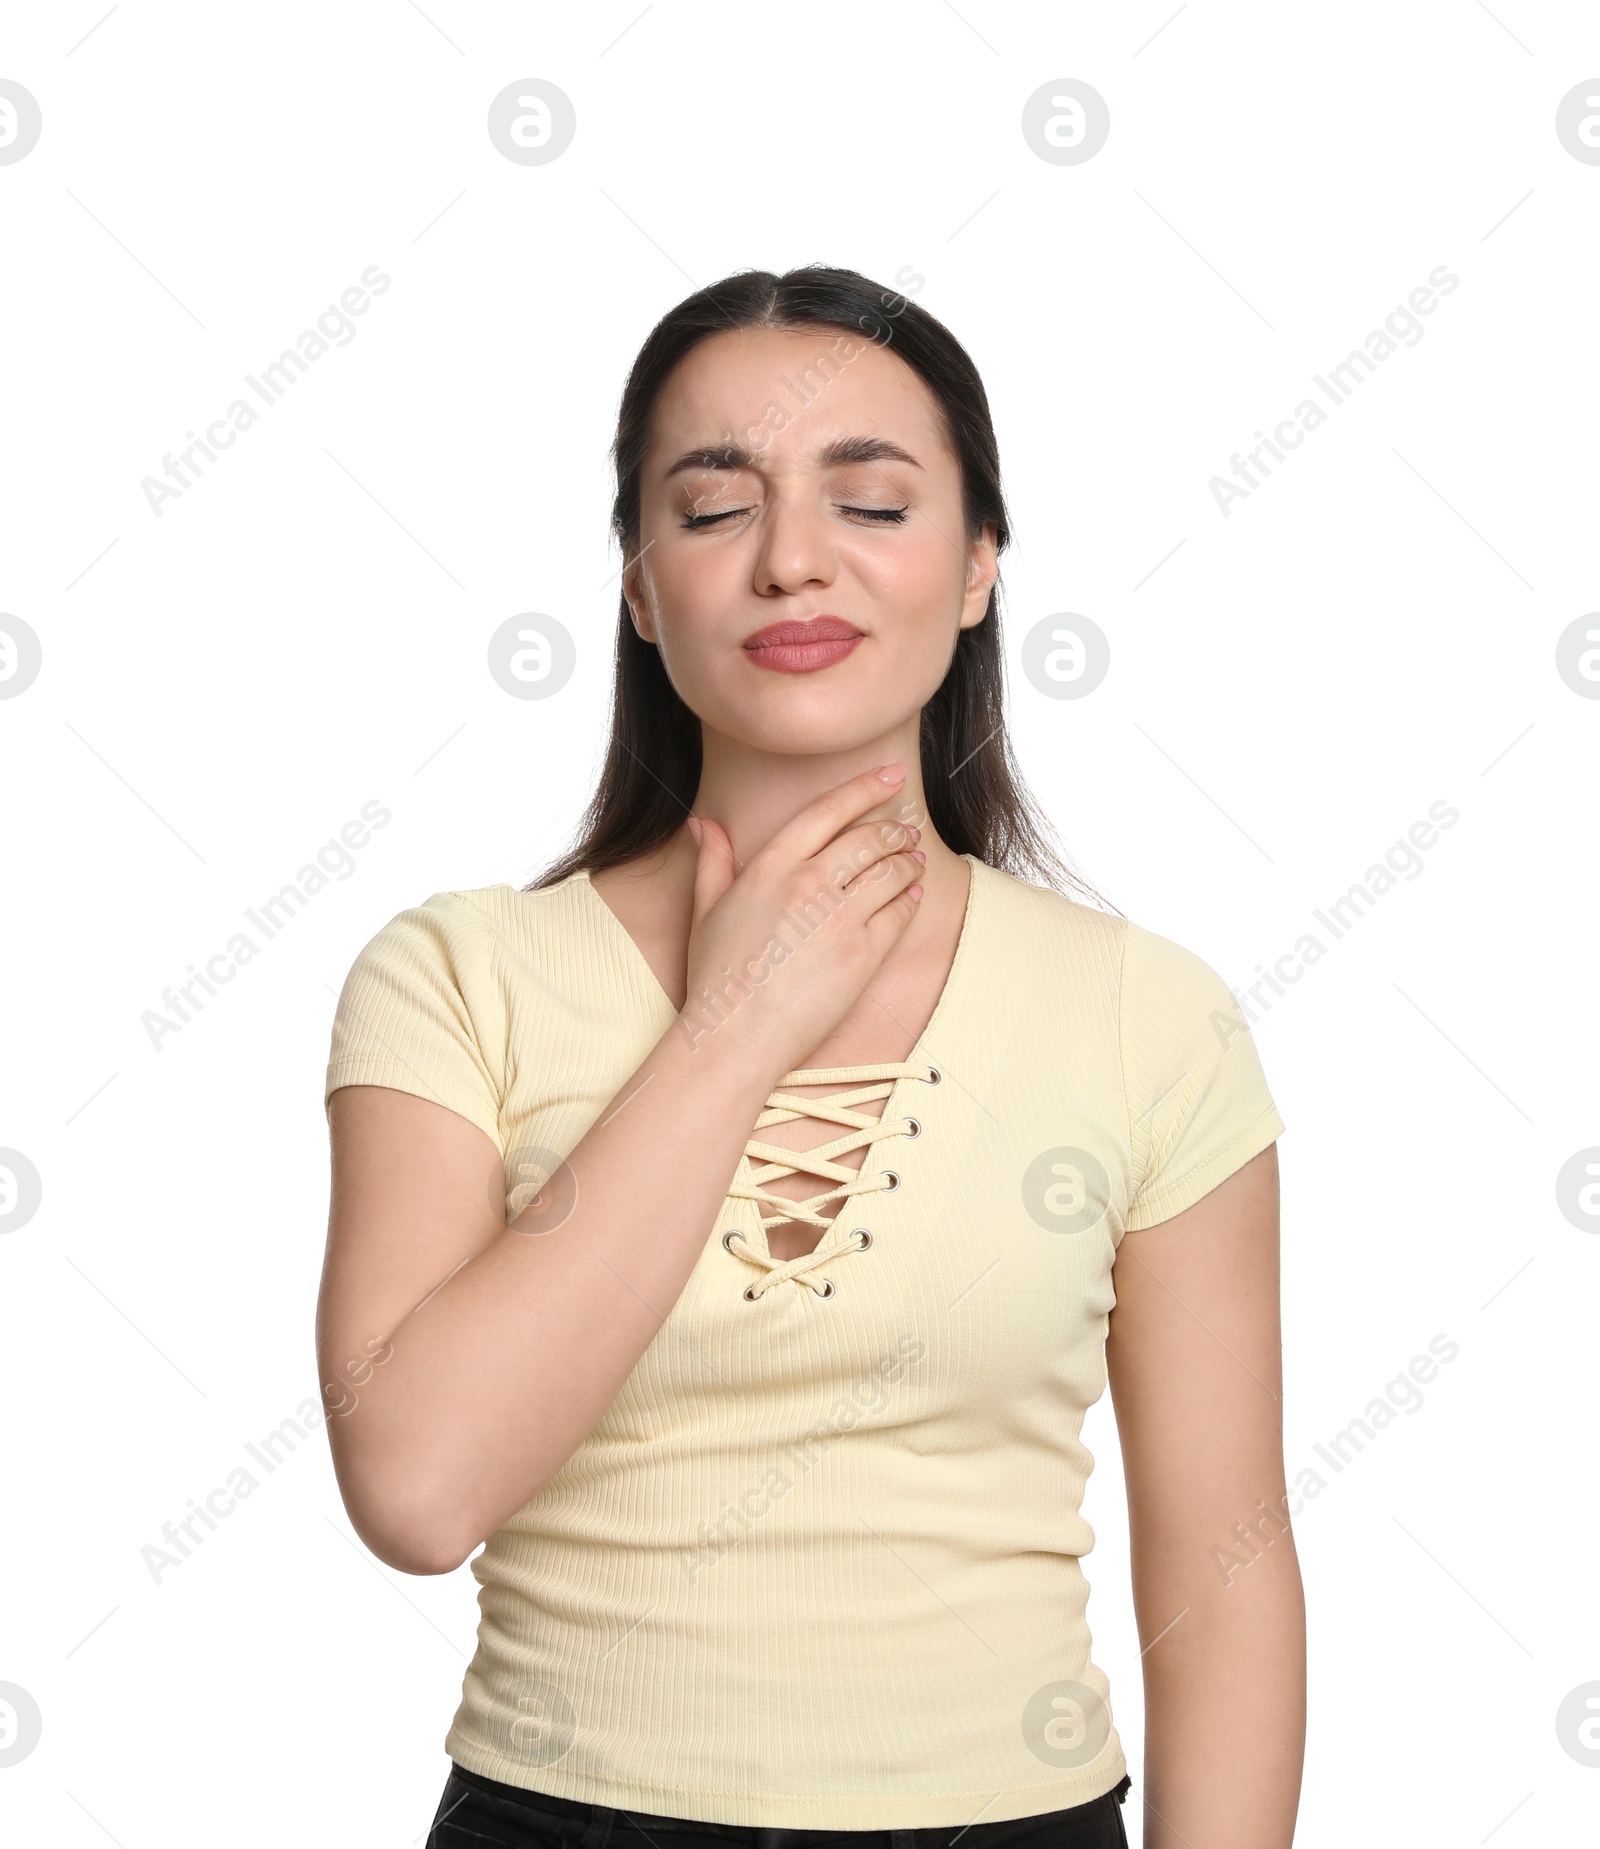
[325, 892, 506, 1149]
[1118, 919, 1285, 1232]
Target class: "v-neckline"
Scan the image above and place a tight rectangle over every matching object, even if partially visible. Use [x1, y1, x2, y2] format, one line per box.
[575, 853, 985, 1075]
[575, 857, 985, 1269]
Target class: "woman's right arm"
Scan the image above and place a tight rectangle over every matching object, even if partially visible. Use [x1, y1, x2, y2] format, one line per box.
[316, 766, 923, 1574]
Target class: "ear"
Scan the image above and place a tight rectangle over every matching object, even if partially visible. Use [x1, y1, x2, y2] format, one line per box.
[622, 551, 657, 645]
[958, 520, 999, 631]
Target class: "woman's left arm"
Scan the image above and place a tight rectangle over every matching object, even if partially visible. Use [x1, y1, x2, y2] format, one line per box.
[1106, 1142, 1306, 1849]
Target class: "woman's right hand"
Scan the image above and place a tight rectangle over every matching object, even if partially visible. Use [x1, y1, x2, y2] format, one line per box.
[323, 762, 926, 1575]
[678, 763, 926, 1077]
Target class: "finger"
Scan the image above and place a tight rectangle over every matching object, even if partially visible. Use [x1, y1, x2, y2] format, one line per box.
[760, 764, 910, 866]
[815, 816, 920, 893]
[862, 880, 924, 954]
[689, 816, 738, 925]
[839, 846, 924, 910]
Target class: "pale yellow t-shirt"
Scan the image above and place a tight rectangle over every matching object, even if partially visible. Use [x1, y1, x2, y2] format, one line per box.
[324, 855, 1285, 1828]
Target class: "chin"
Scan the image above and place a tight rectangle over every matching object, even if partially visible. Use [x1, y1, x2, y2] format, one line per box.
[706, 681, 914, 758]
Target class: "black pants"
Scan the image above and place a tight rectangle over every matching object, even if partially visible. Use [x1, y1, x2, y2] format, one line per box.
[429, 1764, 1132, 1849]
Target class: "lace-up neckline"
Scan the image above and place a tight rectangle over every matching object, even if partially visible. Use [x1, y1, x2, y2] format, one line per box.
[723, 1061, 940, 1300]
[575, 858, 979, 1302]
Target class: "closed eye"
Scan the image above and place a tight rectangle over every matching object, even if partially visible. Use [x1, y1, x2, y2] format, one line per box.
[680, 504, 909, 530]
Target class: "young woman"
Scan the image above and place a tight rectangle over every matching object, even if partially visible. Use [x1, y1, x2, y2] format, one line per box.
[319, 266, 1306, 1849]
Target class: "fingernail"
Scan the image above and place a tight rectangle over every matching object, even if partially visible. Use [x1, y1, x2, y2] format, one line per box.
[907, 883, 924, 900]
[908, 825, 921, 843]
[910, 850, 925, 864]
[877, 763, 907, 783]
[687, 817, 703, 843]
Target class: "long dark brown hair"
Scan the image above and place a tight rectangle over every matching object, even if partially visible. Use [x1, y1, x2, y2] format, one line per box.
[529, 264, 1113, 912]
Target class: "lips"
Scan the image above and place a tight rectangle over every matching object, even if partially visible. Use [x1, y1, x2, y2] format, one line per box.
[742, 616, 864, 674]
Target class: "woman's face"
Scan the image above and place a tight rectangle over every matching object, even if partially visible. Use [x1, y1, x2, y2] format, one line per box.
[622, 324, 997, 757]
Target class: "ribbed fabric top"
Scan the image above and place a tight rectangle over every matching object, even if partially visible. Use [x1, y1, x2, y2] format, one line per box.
[324, 857, 1286, 1828]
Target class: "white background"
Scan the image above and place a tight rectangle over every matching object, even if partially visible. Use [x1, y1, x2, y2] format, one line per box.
[2, 3, 1596, 1843]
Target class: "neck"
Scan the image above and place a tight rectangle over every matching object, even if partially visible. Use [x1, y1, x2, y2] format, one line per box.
[693, 719, 943, 867]
[589, 718, 972, 986]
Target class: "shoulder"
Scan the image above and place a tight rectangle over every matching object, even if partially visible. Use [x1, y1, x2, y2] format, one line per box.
[357, 874, 590, 953]
[1115, 916, 1263, 1118]
[335, 878, 605, 1011]
[1116, 917, 1243, 1029]
[969, 857, 1125, 961]
[968, 862, 1242, 1017]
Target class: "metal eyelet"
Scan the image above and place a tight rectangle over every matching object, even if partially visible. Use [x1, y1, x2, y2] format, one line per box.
[742, 1283, 762, 1302]
[901, 1116, 921, 1139]
[810, 1278, 836, 1299]
[880, 1170, 900, 1192]
[924, 1066, 942, 1086]
[721, 1229, 742, 1252]
[852, 1228, 874, 1250]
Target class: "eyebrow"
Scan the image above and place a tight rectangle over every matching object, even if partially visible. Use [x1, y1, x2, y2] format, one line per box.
[661, 435, 923, 480]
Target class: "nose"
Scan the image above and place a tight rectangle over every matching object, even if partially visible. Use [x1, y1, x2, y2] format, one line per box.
[750, 490, 837, 599]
